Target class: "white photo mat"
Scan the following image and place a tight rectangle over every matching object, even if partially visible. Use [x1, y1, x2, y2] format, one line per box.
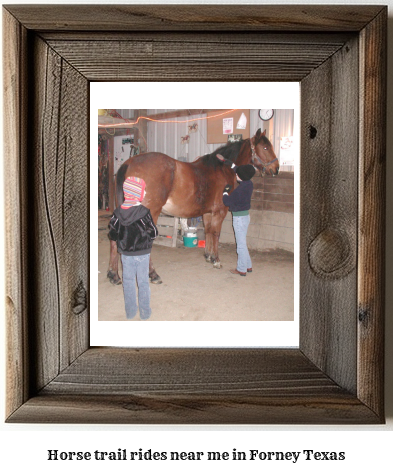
[90, 82, 300, 348]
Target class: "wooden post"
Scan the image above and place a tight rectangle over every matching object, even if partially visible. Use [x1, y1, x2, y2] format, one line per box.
[108, 135, 115, 212]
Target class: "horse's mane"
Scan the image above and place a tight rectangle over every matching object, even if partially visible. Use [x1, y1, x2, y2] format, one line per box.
[201, 140, 246, 168]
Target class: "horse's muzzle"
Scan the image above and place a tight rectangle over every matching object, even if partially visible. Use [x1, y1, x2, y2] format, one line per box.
[267, 166, 279, 177]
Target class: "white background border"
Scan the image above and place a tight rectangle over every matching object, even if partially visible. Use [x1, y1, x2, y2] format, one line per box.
[1, 2, 391, 471]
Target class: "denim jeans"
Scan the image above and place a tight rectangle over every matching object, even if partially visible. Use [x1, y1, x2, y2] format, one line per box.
[232, 214, 252, 273]
[121, 253, 151, 320]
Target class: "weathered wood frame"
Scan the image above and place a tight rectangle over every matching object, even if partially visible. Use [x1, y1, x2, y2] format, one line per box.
[3, 5, 386, 424]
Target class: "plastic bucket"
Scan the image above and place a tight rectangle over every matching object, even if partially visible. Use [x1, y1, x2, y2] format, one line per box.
[183, 235, 198, 248]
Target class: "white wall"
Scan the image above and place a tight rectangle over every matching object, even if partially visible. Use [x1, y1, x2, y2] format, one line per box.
[145, 109, 294, 165]
[146, 110, 220, 160]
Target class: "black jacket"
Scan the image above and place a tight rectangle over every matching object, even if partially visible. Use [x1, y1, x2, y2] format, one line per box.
[108, 205, 158, 256]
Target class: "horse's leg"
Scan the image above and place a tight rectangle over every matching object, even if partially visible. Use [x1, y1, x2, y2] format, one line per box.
[107, 239, 122, 285]
[202, 213, 213, 262]
[149, 255, 162, 284]
[149, 209, 163, 284]
[209, 209, 228, 269]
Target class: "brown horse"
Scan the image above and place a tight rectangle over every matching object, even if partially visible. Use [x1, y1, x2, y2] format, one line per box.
[107, 128, 279, 284]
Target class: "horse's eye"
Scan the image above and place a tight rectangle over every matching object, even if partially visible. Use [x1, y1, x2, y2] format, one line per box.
[263, 147, 268, 150]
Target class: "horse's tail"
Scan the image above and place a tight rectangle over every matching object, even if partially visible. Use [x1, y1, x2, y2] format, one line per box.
[115, 162, 129, 207]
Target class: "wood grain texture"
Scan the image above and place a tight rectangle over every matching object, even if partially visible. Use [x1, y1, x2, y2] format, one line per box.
[3, 5, 384, 31]
[3, 9, 29, 417]
[44, 38, 347, 82]
[40, 32, 354, 44]
[3, 5, 386, 424]
[22, 36, 90, 392]
[7, 348, 379, 424]
[9, 392, 378, 425]
[357, 9, 386, 417]
[300, 35, 359, 393]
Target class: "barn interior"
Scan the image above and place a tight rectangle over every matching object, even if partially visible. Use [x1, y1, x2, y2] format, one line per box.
[97, 109, 295, 322]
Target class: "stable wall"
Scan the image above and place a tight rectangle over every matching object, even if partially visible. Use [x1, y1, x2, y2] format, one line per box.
[220, 172, 294, 253]
[146, 109, 295, 172]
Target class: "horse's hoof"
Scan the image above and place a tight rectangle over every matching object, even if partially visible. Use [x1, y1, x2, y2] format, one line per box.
[205, 255, 212, 263]
[213, 261, 222, 269]
[107, 271, 122, 285]
[150, 274, 162, 284]
[110, 277, 122, 285]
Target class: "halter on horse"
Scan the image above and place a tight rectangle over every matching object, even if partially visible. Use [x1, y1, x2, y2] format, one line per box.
[250, 139, 279, 174]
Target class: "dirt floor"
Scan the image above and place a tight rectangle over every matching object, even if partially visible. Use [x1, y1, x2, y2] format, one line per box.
[98, 212, 294, 322]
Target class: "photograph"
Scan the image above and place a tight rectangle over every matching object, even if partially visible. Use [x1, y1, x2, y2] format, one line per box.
[96, 108, 297, 325]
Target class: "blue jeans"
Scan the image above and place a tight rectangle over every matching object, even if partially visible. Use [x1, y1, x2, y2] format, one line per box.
[232, 214, 252, 273]
[121, 253, 151, 320]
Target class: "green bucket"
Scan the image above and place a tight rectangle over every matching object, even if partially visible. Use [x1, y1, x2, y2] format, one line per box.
[183, 235, 198, 248]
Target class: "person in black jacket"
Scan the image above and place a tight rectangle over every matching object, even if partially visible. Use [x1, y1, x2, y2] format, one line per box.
[108, 176, 158, 319]
[220, 160, 256, 276]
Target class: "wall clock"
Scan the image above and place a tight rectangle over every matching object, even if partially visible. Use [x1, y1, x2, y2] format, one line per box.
[258, 109, 274, 121]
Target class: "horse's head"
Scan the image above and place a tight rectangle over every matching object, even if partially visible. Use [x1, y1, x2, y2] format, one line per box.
[251, 129, 279, 176]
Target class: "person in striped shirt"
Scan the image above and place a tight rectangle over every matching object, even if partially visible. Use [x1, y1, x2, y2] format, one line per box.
[108, 176, 158, 320]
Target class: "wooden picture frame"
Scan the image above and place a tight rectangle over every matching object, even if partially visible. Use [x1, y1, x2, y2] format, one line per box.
[3, 5, 386, 424]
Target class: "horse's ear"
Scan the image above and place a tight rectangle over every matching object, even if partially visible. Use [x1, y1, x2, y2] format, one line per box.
[262, 129, 266, 136]
[256, 128, 266, 138]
